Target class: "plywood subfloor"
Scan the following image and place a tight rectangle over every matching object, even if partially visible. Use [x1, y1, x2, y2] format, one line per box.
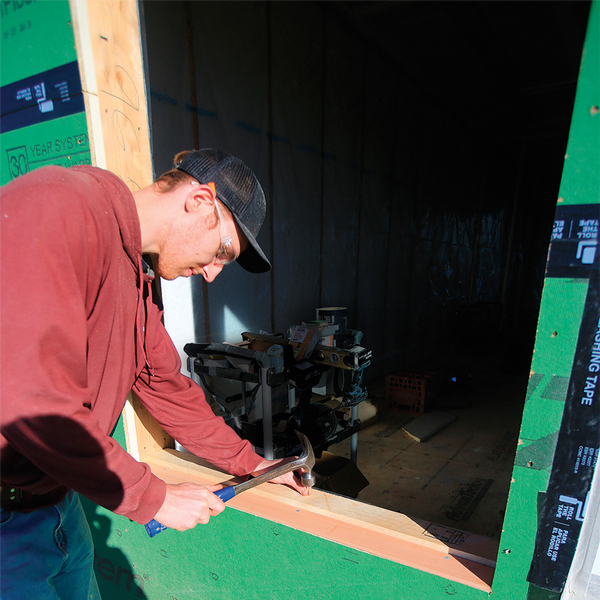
[327, 355, 528, 540]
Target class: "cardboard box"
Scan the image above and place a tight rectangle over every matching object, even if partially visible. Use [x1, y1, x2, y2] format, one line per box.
[313, 451, 369, 498]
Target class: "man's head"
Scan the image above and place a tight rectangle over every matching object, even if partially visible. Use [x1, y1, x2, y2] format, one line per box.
[148, 149, 271, 281]
[176, 149, 271, 274]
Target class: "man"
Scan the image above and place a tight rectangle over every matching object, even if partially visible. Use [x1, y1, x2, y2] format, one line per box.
[0, 149, 306, 599]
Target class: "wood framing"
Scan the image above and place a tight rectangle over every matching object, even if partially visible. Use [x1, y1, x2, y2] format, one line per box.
[4, 0, 597, 598]
[130, 395, 497, 591]
[70, 0, 162, 460]
[145, 448, 496, 591]
[70, 0, 153, 187]
[68, 0, 497, 592]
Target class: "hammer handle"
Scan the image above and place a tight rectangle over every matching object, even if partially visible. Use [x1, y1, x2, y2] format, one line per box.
[145, 431, 312, 538]
[145, 486, 236, 538]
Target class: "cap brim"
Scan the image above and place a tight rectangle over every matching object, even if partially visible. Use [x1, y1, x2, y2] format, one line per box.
[232, 216, 271, 273]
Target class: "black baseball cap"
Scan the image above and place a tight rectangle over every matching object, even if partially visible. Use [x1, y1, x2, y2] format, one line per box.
[176, 149, 271, 273]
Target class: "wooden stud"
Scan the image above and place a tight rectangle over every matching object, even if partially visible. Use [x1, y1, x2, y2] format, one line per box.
[70, 0, 165, 458]
[70, 0, 153, 189]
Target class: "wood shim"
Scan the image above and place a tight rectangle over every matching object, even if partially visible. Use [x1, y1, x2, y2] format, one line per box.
[403, 411, 457, 442]
[147, 448, 497, 592]
[125, 392, 175, 459]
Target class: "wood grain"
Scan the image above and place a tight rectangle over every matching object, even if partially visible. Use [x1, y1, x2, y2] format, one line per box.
[70, 0, 152, 189]
[147, 448, 496, 591]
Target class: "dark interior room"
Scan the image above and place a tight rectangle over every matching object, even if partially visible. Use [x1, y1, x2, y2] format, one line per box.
[143, 0, 593, 540]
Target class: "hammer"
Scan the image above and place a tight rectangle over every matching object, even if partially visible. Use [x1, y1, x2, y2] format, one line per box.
[145, 430, 316, 537]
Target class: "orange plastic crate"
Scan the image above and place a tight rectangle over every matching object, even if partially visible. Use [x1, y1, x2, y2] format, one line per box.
[386, 374, 428, 415]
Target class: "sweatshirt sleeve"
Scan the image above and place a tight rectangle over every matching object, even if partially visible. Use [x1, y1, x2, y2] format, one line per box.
[133, 301, 264, 478]
[0, 170, 165, 525]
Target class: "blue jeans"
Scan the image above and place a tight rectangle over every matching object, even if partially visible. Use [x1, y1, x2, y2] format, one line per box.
[0, 490, 101, 600]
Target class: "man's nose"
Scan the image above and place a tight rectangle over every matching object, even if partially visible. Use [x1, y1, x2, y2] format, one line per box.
[201, 263, 224, 282]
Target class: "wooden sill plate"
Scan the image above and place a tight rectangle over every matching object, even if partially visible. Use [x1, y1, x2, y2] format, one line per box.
[146, 448, 497, 592]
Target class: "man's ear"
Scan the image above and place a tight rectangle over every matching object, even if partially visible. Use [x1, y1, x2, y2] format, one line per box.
[184, 183, 216, 214]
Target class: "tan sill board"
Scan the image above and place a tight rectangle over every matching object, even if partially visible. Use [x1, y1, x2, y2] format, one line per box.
[146, 449, 496, 592]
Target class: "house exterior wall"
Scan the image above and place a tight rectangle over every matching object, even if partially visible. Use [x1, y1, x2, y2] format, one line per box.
[0, 1, 597, 598]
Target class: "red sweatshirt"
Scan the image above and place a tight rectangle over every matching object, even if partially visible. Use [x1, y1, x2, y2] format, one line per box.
[0, 165, 263, 524]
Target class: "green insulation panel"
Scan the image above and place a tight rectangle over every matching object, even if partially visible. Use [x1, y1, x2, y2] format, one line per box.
[81, 487, 488, 600]
[495, 2, 600, 598]
[0, 0, 91, 185]
[2, 1, 598, 599]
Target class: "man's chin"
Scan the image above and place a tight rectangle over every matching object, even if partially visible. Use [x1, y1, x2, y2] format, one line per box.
[155, 265, 177, 281]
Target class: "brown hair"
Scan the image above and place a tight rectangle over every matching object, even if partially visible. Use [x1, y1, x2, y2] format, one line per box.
[154, 151, 193, 192]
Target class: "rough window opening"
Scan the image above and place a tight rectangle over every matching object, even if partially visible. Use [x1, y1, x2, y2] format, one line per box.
[138, 0, 593, 592]
[124, 391, 498, 591]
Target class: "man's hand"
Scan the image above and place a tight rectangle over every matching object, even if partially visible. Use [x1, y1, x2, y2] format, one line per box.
[251, 458, 311, 496]
[152, 457, 310, 531]
[153, 482, 226, 531]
